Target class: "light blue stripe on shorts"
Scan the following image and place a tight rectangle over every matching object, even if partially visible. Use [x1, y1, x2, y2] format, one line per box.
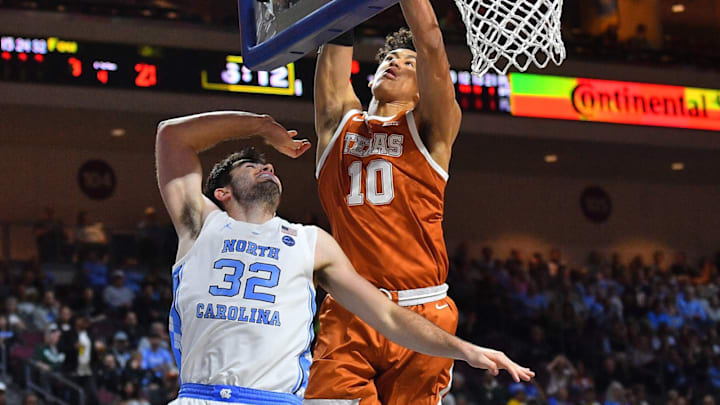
[178, 383, 302, 404]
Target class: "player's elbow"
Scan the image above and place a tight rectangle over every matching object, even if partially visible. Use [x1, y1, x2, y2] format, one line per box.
[156, 120, 175, 143]
[156, 119, 192, 150]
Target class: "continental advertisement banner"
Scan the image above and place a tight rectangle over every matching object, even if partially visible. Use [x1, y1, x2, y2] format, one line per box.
[510, 74, 720, 131]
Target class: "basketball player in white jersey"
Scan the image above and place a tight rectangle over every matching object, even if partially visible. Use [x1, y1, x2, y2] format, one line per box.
[156, 110, 534, 404]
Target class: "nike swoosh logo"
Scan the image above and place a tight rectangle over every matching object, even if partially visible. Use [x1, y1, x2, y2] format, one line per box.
[435, 303, 449, 310]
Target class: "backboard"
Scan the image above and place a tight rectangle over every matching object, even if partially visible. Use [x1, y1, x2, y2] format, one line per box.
[239, 0, 399, 71]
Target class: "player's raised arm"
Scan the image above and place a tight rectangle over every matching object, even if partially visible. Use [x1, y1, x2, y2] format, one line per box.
[155, 112, 310, 256]
[313, 228, 535, 381]
[400, 0, 462, 170]
[315, 39, 362, 157]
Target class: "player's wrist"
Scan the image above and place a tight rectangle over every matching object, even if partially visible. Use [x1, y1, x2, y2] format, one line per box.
[455, 339, 479, 362]
[328, 29, 354, 47]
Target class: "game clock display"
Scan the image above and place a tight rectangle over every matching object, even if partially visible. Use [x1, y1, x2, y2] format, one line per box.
[0, 33, 509, 114]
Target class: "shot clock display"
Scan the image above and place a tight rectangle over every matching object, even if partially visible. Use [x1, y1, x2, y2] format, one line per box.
[0, 33, 509, 114]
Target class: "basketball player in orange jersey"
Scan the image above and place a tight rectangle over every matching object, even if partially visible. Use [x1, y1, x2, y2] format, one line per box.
[305, 0, 530, 404]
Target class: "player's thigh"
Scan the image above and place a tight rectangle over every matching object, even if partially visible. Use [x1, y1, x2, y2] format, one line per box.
[306, 296, 383, 404]
[376, 297, 459, 405]
[376, 351, 455, 405]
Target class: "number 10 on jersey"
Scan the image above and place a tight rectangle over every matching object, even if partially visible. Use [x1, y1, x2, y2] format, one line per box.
[347, 159, 394, 206]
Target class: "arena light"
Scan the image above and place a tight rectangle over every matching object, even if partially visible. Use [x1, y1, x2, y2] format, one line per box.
[111, 128, 126, 137]
[510, 73, 720, 131]
[544, 154, 558, 163]
[671, 4, 686, 13]
[671, 162, 685, 171]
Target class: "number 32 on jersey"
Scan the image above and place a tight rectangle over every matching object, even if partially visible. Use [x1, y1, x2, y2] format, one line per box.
[347, 159, 394, 206]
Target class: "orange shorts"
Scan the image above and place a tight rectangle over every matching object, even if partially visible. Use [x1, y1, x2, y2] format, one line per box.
[305, 294, 459, 405]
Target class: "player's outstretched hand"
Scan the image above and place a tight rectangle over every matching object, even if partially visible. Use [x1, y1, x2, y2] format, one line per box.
[261, 117, 311, 158]
[465, 346, 535, 382]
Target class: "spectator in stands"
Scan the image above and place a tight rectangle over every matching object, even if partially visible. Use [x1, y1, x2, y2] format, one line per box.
[703, 294, 720, 322]
[603, 381, 625, 405]
[132, 282, 161, 328]
[121, 311, 142, 348]
[707, 355, 720, 391]
[479, 246, 496, 272]
[476, 372, 507, 404]
[4, 297, 26, 332]
[60, 315, 97, 402]
[664, 297, 685, 330]
[16, 264, 43, 300]
[136, 206, 164, 267]
[548, 387, 571, 405]
[671, 251, 695, 278]
[595, 357, 626, 394]
[548, 248, 566, 278]
[0, 381, 5, 405]
[546, 355, 577, 397]
[96, 352, 122, 398]
[523, 325, 551, 369]
[0, 315, 16, 371]
[103, 270, 135, 313]
[16, 288, 40, 330]
[33, 207, 67, 263]
[31, 290, 59, 331]
[522, 281, 549, 317]
[148, 367, 180, 405]
[119, 380, 150, 405]
[81, 250, 109, 291]
[626, 24, 651, 51]
[111, 331, 132, 369]
[123, 351, 153, 388]
[32, 323, 65, 372]
[580, 387, 601, 405]
[676, 285, 707, 324]
[572, 361, 595, 394]
[56, 305, 73, 334]
[21, 392, 39, 405]
[140, 332, 173, 379]
[138, 322, 169, 353]
[74, 210, 108, 263]
[693, 257, 717, 285]
[507, 383, 529, 405]
[71, 287, 104, 321]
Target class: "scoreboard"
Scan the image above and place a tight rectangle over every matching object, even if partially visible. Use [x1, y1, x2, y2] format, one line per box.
[0, 33, 510, 114]
[0, 34, 304, 96]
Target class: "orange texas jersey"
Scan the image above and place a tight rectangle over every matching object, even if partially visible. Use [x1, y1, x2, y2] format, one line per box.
[316, 109, 449, 291]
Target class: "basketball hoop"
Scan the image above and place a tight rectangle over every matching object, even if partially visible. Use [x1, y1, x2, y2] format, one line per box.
[453, 0, 566, 76]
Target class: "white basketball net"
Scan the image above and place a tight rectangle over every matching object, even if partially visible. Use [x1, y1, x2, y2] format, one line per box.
[453, 0, 566, 76]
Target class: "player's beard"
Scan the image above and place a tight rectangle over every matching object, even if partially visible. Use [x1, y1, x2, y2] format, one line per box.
[231, 178, 281, 214]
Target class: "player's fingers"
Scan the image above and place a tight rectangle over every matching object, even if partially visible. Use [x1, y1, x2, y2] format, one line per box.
[508, 366, 521, 383]
[287, 130, 299, 137]
[283, 141, 311, 158]
[519, 368, 535, 381]
[299, 141, 311, 152]
[489, 364, 499, 376]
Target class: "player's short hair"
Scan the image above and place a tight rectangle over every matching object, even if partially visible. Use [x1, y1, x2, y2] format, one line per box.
[204, 147, 266, 210]
[376, 27, 416, 62]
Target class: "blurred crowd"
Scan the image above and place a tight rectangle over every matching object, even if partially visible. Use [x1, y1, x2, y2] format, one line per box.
[0, 206, 177, 405]
[3, 206, 720, 404]
[445, 244, 720, 405]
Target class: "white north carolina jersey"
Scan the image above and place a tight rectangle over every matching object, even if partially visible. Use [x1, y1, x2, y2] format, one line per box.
[169, 210, 317, 397]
